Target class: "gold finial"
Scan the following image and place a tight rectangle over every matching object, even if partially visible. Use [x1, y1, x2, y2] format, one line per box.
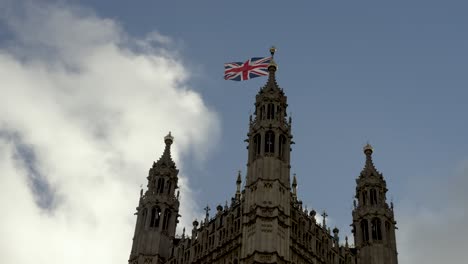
[363, 142, 373, 154]
[270, 46, 277, 57]
[268, 46, 278, 70]
[164, 131, 174, 144]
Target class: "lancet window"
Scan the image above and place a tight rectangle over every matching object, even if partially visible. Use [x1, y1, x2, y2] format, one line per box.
[167, 180, 172, 194]
[266, 103, 275, 119]
[361, 219, 369, 242]
[362, 190, 368, 206]
[162, 210, 171, 230]
[265, 131, 275, 153]
[150, 207, 161, 228]
[157, 178, 165, 194]
[279, 134, 286, 160]
[370, 189, 378, 205]
[371, 218, 382, 240]
[253, 134, 261, 158]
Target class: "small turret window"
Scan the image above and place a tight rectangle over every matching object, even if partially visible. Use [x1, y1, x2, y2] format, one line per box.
[150, 207, 161, 228]
[370, 189, 378, 205]
[371, 218, 382, 240]
[267, 103, 275, 119]
[167, 180, 172, 194]
[385, 221, 391, 239]
[142, 208, 148, 228]
[362, 191, 368, 206]
[361, 219, 369, 242]
[279, 134, 286, 160]
[162, 210, 171, 230]
[253, 134, 261, 158]
[157, 178, 165, 193]
[264, 131, 275, 153]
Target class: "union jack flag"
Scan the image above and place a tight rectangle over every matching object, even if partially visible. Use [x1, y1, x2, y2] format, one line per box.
[224, 57, 272, 81]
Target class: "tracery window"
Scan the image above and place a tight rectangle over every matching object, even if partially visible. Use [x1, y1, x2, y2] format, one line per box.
[264, 131, 275, 154]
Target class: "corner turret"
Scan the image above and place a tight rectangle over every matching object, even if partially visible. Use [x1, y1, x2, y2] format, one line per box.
[129, 132, 180, 264]
[352, 144, 398, 264]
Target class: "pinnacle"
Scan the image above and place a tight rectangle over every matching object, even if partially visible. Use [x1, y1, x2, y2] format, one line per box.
[359, 143, 382, 178]
[155, 132, 176, 169]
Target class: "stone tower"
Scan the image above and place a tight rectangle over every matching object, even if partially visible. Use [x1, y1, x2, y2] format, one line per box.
[127, 49, 399, 264]
[129, 132, 180, 264]
[241, 48, 293, 264]
[352, 144, 398, 264]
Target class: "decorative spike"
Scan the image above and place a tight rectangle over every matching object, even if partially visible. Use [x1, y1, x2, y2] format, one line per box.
[155, 132, 176, 169]
[360, 142, 382, 178]
[292, 173, 297, 199]
[235, 171, 242, 201]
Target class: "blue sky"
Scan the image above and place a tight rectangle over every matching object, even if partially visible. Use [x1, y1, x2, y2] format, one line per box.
[0, 1, 467, 263]
[75, 0, 467, 224]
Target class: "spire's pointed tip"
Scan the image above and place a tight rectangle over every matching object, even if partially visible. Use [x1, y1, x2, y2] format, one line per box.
[292, 173, 297, 186]
[237, 170, 242, 183]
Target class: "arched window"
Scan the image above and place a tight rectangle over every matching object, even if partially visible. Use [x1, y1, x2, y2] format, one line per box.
[264, 131, 275, 153]
[162, 210, 171, 230]
[142, 208, 148, 228]
[279, 134, 286, 160]
[253, 134, 261, 158]
[150, 207, 161, 228]
[361, 219, 369, 242]
[266, 103, 275, 119]
[167, 180, 172, 194]
[362, 191, 368, 206]
[371, 218, 382, 240]
[261, 105, 266, 120]
[150, 207, 156, 227]
[157, 178, 165, 193]
[385, 221, 391, 240]
[370, 189, 378, 205]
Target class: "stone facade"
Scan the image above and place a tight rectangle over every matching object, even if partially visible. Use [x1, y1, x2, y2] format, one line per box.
[128, 61, 398, 264]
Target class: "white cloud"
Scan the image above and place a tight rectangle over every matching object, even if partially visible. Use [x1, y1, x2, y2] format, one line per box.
[0, 1, 219, 264]
[396, 160, 468, 264]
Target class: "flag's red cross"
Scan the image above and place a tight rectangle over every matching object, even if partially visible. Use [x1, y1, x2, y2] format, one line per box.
[224, 57, 271, 81]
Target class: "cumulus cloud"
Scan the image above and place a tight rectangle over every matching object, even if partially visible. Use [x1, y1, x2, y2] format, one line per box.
[396, 160, 468, 264]
[0, 1, 219, 264]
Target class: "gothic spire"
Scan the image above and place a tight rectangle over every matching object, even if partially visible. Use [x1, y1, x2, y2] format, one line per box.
[154, 132, 176, 169]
